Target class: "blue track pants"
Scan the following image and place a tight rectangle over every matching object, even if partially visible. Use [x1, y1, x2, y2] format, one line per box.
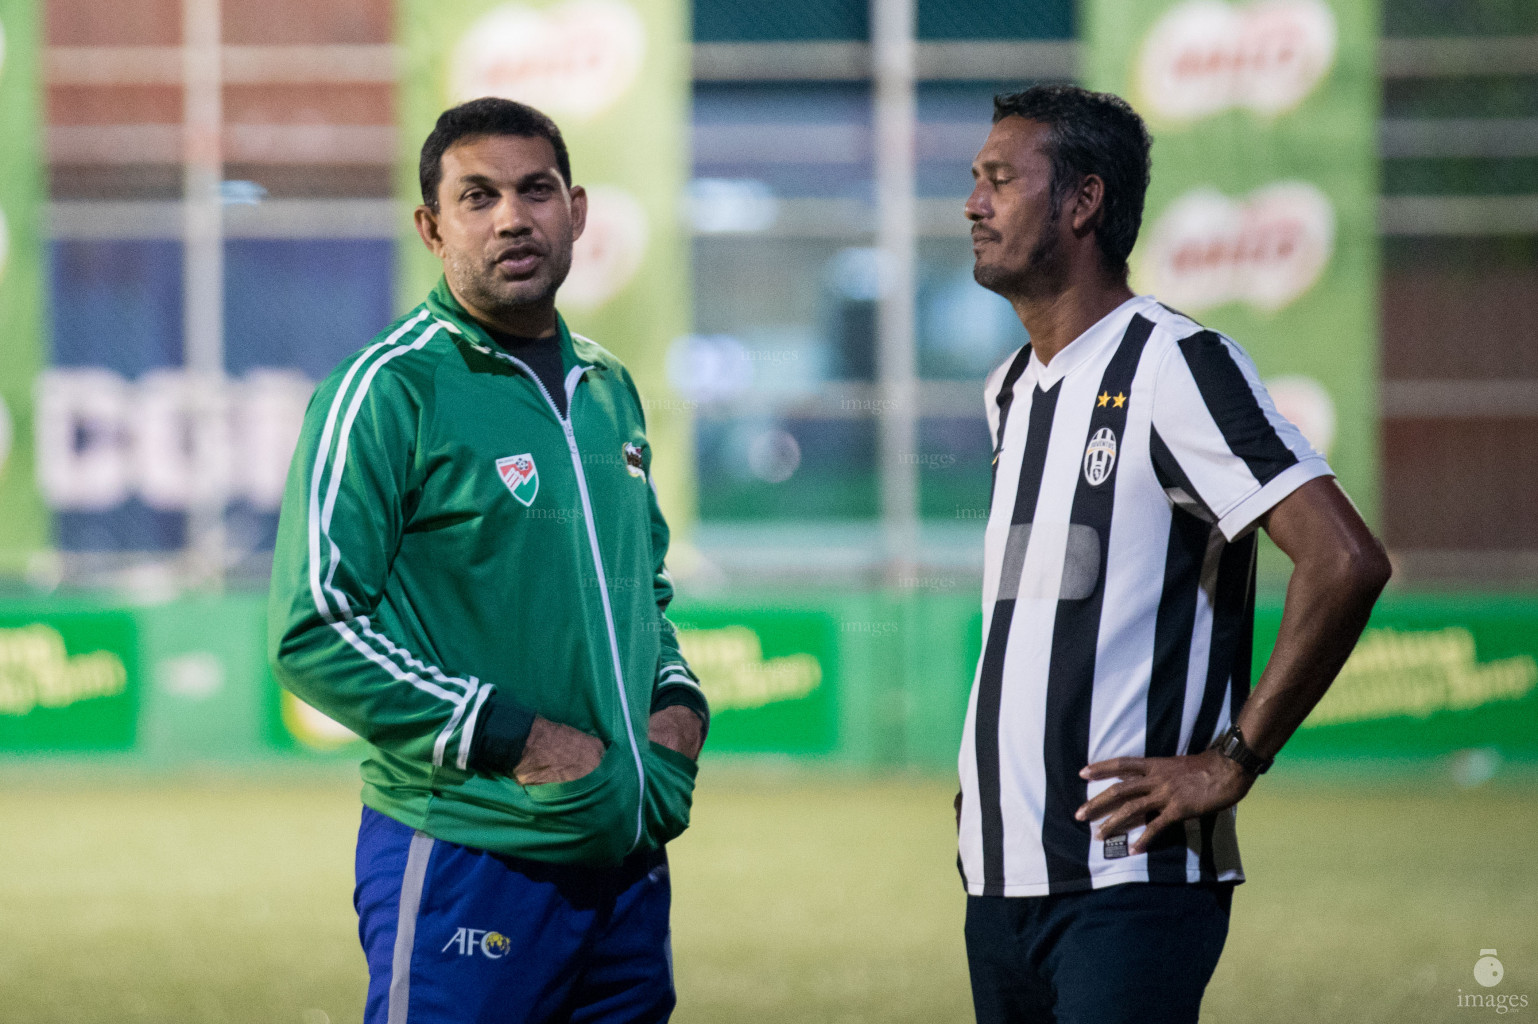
[355, 806, 675, 1024]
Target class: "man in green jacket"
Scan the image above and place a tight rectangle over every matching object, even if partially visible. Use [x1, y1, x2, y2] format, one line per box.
[268, 97, 707, 1024]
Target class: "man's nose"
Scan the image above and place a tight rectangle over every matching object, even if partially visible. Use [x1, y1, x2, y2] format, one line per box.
[964, 188, 988, 222]
[492, 195, 531, 234]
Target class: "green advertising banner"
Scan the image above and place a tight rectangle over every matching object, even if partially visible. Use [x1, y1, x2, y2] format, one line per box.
[675, 605, 840, 755]
[0, 0, 48, 575]
[135, 596, 273, 762]
[396, 0, 695, 529]
[1084, 0, 1380, 526]
[3, 591, 1535, 767]
[0, 608, 138, 751]
[1268, 596, 1538, 764]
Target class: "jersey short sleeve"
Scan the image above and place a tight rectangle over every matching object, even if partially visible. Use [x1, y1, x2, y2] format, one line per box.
[1149, 330, 1333, 540]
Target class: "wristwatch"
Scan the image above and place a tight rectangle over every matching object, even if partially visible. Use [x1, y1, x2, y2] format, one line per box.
[1212, 725, 1273, 775]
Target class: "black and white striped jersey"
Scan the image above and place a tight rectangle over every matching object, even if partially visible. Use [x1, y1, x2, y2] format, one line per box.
[958, 295, 1332, 897]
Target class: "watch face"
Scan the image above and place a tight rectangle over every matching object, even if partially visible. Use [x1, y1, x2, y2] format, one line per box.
[1475, 955, 1504, 988]
[1220, 732, 1260, 772]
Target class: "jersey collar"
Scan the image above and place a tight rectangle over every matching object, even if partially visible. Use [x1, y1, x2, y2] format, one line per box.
[1029, 294, 1156, 389]
[424, 275, 611, 372]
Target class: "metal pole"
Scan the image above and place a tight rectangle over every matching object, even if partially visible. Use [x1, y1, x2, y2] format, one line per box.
[183, 0, 225, 589]
[872, 0, 918, 581]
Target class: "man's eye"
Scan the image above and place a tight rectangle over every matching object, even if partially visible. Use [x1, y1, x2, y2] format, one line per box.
[463, 190, 491, 204]
[525, 184, 555, 199]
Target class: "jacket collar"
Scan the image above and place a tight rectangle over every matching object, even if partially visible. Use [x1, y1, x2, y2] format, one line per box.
[423, 276, 610, 372]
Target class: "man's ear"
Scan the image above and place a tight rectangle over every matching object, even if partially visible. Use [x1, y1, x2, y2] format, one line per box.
[568, 184, 588, 243]
[1070, 174, 1107, 237]
[414, 204, 446, 257]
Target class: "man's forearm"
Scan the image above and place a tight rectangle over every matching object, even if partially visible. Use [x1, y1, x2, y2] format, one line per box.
[648, 705, 705, 760]
[1237, 540, 1390, 760]
[1077, 480, 1390, 851]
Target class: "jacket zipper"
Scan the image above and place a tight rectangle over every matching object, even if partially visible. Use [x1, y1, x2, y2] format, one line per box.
[466, 334, 647, 853]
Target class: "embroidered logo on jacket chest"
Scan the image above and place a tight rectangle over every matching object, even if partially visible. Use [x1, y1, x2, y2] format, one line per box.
[495, 454, 540, 506]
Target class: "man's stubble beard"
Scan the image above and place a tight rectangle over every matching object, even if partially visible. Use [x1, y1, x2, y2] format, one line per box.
[972, 209, 1069, 304]
[445, 243, 574, 322]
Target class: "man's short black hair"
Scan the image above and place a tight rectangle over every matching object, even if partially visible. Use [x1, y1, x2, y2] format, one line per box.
[992, 85, 1152, 276]
[419, 97, 573, 211]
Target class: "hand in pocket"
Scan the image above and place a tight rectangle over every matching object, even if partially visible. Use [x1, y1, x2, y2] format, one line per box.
[514, 716, 605, 786]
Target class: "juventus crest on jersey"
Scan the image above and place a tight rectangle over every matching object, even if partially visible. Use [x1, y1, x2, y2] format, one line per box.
[958, 295, 1333, 898]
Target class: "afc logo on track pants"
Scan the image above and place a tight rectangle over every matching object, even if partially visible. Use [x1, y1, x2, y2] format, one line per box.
[354, 807, 675, 1024]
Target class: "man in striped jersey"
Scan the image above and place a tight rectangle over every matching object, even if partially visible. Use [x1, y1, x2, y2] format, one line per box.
[268, 98, 705, 1023]
[957, 85, 1391, 1023]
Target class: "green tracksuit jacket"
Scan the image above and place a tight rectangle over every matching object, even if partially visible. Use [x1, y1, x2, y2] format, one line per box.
[268, 278, 705, 866]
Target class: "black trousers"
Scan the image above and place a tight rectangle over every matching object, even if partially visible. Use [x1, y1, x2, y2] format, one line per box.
[965, 882, 1234, 1024]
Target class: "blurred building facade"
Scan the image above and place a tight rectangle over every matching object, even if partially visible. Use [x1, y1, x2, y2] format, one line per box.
[36, 0, 1538, 589]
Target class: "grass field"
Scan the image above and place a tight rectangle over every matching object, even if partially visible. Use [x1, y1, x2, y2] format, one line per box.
[1, 766, 1533, 1023]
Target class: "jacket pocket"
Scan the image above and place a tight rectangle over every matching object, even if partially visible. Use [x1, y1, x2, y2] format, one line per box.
[640, 740, 698, 850]
[438, 742, 634, 863]
[521, 745, 619, 805]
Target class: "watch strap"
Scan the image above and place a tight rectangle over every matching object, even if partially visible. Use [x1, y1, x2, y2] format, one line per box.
[1213, 724, 1273, 775]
